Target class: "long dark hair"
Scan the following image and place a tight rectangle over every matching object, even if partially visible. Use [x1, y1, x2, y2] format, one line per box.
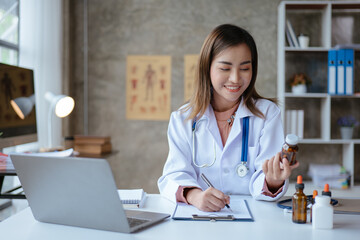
[184, 24, 275, 120]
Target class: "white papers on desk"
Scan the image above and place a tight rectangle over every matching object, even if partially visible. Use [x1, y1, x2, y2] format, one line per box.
[117, 189, 146, 208]
[172, 198, 253, 221]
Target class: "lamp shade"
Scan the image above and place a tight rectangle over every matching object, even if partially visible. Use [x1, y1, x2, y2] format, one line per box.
[45, 92, 75, 118]
[10, 94, 36, 119]
[45, 91, 75, 148]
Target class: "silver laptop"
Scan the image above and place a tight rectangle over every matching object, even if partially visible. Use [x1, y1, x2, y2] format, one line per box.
[10, 154, 170, 233]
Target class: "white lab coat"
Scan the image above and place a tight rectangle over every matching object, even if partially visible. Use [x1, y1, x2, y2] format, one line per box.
[158, 99, 288, 203]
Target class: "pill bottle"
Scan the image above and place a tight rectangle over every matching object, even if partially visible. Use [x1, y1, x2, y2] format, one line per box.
[312, 196, 333, 229]
[292, 175, 307, 224]
[282, 134, 299, 165]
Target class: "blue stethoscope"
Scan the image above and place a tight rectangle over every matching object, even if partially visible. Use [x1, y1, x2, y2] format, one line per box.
[192, 116, 249, 177]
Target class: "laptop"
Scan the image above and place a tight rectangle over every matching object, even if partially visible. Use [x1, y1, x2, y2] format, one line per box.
[10, 154, 170, 233]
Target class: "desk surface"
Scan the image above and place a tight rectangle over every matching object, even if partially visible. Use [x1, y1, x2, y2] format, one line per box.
[0, 194, 360, 240]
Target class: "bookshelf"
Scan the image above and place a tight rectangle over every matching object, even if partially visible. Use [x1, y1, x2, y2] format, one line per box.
[277, 1, 360, 186]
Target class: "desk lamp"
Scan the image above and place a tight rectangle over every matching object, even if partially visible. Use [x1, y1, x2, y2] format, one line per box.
[45, 91, 75, 148]
[10, 94, 36, 119]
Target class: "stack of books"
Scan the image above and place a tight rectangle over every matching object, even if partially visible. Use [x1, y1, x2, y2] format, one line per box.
[74, 135, 112, 155]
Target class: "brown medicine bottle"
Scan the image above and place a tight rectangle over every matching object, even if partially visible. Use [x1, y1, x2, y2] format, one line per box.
[282, 134, 299, 165]
[292, 175, 307, 223]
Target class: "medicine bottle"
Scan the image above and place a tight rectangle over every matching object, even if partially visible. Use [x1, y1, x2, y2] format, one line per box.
[292, 175, 307, 223]
[282, 134, 299, 165]
[312, 196, 333, 229]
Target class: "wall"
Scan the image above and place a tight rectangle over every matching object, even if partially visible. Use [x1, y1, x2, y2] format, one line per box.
[67, 0, 355, 193]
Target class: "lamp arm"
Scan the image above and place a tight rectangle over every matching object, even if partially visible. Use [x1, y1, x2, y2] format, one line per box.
[47, 100, 57, 148]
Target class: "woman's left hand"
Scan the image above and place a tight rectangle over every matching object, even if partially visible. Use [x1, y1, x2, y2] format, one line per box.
[262, 152, 299, 191]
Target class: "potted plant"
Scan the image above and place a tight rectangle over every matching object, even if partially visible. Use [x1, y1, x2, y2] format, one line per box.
[289, 73, 311, 94]
[337, 115, 359, 139]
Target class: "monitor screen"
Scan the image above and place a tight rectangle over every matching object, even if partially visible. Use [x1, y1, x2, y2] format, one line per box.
[0, 63, 37, 149]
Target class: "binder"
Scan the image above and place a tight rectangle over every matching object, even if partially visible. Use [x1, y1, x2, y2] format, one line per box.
[345, 49, 354, 95]
[328, 49, 337, 95]
[337, 49, 346, 95]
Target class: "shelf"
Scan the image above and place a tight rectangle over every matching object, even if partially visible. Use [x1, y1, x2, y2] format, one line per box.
[284, 93, 327, 98]
[284, 93, 360, 98]
[299, 139, 360, 144]
[278, 1, 360, 187]
[284, 47, 329, 52]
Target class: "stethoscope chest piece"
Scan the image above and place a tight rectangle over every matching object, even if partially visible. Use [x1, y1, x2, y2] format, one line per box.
[236, 162, 249, 177]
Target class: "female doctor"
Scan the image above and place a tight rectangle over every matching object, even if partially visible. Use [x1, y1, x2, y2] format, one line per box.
[158, 24, 299, 212]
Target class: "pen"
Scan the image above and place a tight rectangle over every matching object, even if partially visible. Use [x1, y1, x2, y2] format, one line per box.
[200, 173, 232, 211]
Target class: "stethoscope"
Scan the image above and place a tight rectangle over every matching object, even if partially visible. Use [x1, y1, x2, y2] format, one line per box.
[192, 116, 250, 177]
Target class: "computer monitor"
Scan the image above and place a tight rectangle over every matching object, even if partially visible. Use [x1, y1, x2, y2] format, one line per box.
[0, 63, 37, 149]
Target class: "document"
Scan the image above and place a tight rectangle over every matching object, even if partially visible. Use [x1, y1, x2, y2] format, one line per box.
[172, 198, 253, 221]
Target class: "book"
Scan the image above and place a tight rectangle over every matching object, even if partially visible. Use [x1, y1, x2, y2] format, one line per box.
[74, 135, 111, 145]
[286, 20, 299, 48]
[117, 189, 146, 208]
[74, 142, 112, 155]
[344, 48, 354, 95]
[337, 49, 346, 95]
[328, 49, 337, 95]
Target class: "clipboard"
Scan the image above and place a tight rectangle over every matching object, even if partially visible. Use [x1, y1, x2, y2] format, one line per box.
[172, 199, 254, 222]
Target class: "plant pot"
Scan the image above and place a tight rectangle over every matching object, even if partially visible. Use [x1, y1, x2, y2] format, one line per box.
[340, 127, 353, 139]
[292, 84, 307, 94]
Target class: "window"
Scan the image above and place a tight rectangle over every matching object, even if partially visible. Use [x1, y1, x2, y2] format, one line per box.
[0, 0, 19, 65]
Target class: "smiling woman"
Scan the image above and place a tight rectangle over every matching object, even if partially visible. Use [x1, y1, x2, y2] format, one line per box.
[158, 24, 299, 212]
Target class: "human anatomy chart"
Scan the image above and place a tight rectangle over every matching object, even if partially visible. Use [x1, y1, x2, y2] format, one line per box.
[184, 55, 198, 102]
[126, 55, 171, 120]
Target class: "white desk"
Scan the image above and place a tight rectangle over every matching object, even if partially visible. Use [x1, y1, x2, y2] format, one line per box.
[0, 194, 359, 240]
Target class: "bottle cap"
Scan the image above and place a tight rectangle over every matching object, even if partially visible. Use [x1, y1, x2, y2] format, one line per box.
[322, 183, 331, 197]
[295, 175, 304, 189]
[313, 190, 318, 198]
[285, 134, 299, 145]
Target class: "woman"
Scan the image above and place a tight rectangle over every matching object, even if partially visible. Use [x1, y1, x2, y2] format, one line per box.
[158, 24, 299, 212]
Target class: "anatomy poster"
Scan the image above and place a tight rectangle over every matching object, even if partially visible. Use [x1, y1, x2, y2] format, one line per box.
[126, 55, 171, 120]
[184, 55, 198, 101]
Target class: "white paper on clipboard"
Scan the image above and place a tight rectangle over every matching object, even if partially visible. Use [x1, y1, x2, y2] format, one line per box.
[172, 198, 253, 221]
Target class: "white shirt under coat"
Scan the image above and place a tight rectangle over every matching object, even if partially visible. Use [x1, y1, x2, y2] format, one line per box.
[158, 99, 288, 203]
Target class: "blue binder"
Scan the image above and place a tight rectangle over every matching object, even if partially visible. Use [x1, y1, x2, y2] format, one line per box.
[345, 49, 354, 95]
[328, 49, 337, 95]
[337, 49, 346, 95]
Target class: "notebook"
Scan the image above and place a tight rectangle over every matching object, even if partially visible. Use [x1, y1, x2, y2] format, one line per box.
[118, 189, 146, 208]
[10, 154, 170, 233]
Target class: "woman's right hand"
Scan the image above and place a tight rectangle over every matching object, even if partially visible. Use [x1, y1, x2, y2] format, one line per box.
[185, 188, 230, 212]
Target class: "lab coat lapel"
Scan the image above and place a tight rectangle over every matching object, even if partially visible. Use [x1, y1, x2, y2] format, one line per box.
[203, 105, 224, 151]
[224, 101, 253, 152]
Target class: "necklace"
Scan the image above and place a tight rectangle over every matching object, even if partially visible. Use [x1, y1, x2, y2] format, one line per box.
[227, 113, 236, 126]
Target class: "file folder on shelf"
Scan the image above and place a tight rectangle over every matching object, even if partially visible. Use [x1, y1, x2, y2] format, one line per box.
[328, 49, 337, 95]
[337, 49, 346, 95]
[345, 49, 354, 95]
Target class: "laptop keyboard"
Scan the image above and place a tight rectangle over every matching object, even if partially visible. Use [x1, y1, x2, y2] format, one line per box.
[127, 217, 150, 228]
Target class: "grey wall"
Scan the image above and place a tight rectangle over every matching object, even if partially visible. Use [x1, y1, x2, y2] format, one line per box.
[67, 0, 357, 193]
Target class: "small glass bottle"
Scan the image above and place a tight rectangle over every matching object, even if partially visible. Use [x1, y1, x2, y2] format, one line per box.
[282, 134, 299, 165]
[292, 175, 307, 223]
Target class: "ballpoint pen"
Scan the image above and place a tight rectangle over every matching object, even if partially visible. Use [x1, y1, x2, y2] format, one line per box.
[200, 173, 232, 211]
